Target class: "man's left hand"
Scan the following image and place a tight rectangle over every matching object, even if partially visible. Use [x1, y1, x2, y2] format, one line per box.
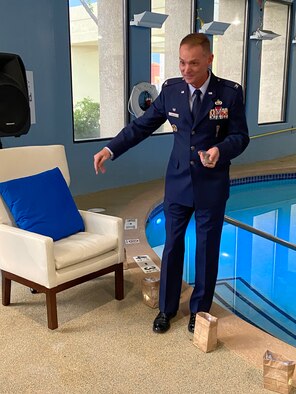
[198, 147, 219, 168]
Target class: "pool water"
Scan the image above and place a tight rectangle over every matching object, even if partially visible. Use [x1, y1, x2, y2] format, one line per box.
[146, 177, 296, 346]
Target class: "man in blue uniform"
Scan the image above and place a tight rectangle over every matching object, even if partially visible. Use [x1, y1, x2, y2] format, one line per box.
[94, 33, 249, 334]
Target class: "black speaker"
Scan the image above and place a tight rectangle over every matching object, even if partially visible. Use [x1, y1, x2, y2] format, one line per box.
[0, 53, 30, 137]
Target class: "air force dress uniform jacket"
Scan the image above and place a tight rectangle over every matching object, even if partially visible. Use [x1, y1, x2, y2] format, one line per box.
[107, 73, 250, 208]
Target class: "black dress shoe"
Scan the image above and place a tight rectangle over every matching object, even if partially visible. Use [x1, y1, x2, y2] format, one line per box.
[188, 312, 196, 333]
[153, 312, 176, 333]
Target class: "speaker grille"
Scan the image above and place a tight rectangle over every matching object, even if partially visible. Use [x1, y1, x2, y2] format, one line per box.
[0, 53, 31, 137]
[0, 80, 30, 135]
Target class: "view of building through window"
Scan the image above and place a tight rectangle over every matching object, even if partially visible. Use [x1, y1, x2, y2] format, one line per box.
[258, 0, 289, 124]
[151, 0, 193, 133]
[212, 0, 246, 86]
[68, 0, 125, 141]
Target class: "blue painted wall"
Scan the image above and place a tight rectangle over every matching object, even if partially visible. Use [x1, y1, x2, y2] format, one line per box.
[0, 0, 295, 197]
[0, 0, 172, 196]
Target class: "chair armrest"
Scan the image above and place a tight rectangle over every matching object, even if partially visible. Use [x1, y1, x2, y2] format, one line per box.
[79, 210, 123, 236]
[79, 210, 124, 263]
[0, 224, 56, 288]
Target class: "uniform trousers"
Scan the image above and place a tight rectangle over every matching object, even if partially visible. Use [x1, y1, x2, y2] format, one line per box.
[159, 199, 226, 315]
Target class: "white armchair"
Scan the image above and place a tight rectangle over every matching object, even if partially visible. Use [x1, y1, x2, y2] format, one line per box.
[0, 145, 124, 329]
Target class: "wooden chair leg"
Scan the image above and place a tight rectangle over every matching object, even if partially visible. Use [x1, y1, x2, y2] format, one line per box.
[46, 290, 58, 330]
[115, 262, 124, 300]
[2, 265, 124, 329]
[2, 271, 11, 306]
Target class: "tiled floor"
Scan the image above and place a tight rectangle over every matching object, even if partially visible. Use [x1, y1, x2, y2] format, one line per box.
[75, 154, 296, 381]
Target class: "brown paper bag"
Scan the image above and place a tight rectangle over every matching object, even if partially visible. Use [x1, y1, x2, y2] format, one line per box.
[142, 277, 159, 308]
[263, 350, 295, 394]
[193, 312, 218, 353]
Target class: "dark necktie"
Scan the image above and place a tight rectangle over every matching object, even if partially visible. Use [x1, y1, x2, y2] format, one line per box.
[192, 89, 201, 122]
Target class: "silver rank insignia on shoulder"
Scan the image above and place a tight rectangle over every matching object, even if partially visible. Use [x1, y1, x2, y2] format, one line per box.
[172, 124, 178, 132]
[234, 83, 239, 88]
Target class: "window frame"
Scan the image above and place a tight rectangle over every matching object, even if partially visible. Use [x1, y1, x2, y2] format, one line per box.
[257, 0, 292, 125]
[67, 0, 128, 143]
[149, 0, 196, 135]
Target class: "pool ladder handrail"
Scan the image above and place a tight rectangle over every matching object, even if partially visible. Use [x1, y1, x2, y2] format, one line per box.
[224, 215, 296, 251]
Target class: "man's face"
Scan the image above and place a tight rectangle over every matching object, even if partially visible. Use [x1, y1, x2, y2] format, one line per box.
[179, 44, 214, 88]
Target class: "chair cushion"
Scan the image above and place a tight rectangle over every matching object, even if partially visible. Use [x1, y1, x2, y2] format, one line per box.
[54, 232, 118, 269]
[0, 167, 84, 241]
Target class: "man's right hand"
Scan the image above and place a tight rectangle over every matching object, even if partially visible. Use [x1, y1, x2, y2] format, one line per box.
[94, 147, 111, 174]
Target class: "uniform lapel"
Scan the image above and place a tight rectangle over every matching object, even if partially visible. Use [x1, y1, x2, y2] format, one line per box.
[179, 81, 192, 126]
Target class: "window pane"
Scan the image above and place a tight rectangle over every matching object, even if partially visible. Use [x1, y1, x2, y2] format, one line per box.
[151, 0, 193, 134]
[151, 0, 166, 93]
[258, 1, 289, 124]
[211, 0, 246, 86]
[69, 0, 125, 141]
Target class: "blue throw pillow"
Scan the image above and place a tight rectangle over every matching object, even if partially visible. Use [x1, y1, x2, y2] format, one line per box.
[0, 167, 85, 241]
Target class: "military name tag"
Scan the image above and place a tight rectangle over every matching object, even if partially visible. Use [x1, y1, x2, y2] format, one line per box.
[168, 111, 179, 118]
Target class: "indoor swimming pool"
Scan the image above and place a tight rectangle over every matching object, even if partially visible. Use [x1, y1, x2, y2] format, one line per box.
[146, 174, 296, 347]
